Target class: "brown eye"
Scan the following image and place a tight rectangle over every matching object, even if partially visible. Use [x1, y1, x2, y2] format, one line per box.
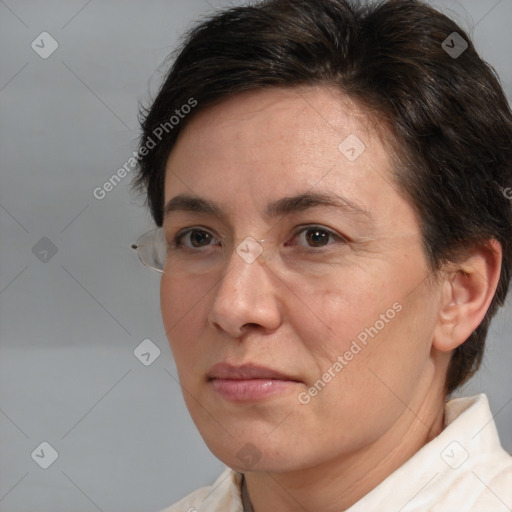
[305, 228, 331, 247]
[175, 229, 217, 249]
[287, 226, 347, 249]
[189, 230, 212, 247]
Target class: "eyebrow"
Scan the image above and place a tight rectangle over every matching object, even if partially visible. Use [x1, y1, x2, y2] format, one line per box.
[266, 192, 372, 220]
[163, 192, 373, 223]
[164, 194, 226, 222]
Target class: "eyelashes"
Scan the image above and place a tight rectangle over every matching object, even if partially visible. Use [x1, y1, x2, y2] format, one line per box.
[171, 225, 348, 251]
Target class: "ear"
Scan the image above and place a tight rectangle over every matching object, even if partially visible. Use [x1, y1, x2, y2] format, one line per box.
[433, 239, 502, 352]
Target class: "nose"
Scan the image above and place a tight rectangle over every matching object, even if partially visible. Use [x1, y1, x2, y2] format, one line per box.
[207, 240, 283, 338]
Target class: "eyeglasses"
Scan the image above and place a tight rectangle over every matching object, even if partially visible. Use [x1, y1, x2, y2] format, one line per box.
[131, 228, 267, 274]
[131, 226, 352, 276]
[131, 228, 167, 273]
[131, 227, 413, 277]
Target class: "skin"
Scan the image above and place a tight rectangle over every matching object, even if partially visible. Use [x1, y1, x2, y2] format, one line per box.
[160, 86, 501, 511]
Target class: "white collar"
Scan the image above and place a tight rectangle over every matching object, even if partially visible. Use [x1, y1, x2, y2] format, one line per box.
[165, 395, 511, 512]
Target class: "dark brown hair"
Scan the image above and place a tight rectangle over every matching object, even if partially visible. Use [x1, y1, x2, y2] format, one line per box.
[133, 0, 512, 393]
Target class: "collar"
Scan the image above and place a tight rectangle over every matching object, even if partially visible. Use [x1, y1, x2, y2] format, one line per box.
[236, 395, 508, 512]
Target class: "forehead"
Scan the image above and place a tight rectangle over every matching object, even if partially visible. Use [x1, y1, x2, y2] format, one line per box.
[172, 86, 378, 159]
[163, 86, 410, 229]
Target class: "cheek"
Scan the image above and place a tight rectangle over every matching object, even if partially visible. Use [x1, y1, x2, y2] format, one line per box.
[160, 275, 180, 338]
[290, 294, 429, 438]
[160, 274, 209, 363]
[290, 259, 433, 388]
[305, 277, 436, 410]
[288, 271, 390, 358]
[160, 272, 214, 323]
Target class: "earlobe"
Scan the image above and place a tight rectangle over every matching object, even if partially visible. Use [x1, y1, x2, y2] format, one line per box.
[433, 240, 502, 353]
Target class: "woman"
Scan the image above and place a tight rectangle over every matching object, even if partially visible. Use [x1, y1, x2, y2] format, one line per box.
[131, 0, 512, 510]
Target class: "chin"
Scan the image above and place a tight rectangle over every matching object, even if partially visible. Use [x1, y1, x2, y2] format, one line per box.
[199, 427, 315, 474]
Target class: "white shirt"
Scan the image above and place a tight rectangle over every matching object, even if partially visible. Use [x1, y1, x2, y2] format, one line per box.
[161, 394, 512, 511]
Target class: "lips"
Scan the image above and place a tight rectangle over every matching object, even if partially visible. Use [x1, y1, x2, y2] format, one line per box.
[207, 362, 298, 381]
[207, 363, 301, 402]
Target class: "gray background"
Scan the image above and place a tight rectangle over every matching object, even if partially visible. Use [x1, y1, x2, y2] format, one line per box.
[0, 0, 511, 511]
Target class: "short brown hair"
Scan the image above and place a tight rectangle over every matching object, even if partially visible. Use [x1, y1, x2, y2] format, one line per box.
[133, 0, 512, 393]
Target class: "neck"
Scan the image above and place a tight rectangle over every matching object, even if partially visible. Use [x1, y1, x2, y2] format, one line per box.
[244, 383, 446, 512]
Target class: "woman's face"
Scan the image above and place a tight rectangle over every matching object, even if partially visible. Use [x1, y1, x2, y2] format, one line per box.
[161, 86, 444, 472]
